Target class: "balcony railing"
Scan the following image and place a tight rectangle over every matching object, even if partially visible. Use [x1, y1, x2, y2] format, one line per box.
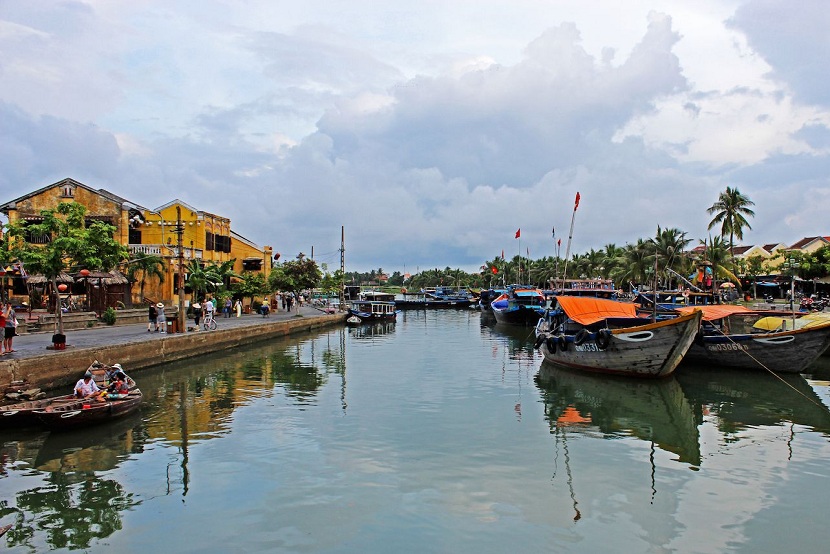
[129, 244, 203, 259]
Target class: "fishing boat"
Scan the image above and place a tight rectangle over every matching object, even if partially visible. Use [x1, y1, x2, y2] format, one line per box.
[395, 290, 474, 309]
[675, 305, 830, 373]
[490, 285, 547, 326]
[534, 296, 702, 378]
[0, 361, 134, 428]
[32, 389, 143, 431]
[0, 394, 79, 428]
[347, 300, 400, 323]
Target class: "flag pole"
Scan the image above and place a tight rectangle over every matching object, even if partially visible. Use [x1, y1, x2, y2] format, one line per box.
[560, 192, 580, 291]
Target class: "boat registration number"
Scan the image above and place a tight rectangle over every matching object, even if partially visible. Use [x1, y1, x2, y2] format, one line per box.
[705, 343, 748, 352]
[574, 343, 600, 352]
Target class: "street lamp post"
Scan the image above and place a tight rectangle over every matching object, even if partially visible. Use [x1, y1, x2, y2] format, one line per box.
[175, 206, 185, 333]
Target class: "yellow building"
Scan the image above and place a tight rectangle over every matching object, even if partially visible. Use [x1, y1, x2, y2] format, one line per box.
[1, 178, 273, 308]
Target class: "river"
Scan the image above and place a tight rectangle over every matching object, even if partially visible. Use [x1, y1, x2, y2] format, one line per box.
[2, 309, 830, 552]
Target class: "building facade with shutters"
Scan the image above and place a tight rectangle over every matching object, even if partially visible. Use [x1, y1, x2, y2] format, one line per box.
[1, 178, 273, 308]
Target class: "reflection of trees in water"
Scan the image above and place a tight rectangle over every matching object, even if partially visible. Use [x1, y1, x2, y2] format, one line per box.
[2, 473, 136, 550]
[269, 350, 325, 404]
[0, 419, 146, 550]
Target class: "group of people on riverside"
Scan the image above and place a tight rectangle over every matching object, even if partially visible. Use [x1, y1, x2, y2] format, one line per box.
[73, 363, 132, 401]
[144, 292, 307, 332]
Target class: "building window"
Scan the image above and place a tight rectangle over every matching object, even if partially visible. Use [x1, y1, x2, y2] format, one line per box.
[129, 228, 142, 244]
[61, 184, 75, 197]
[206, 232, 214, 251]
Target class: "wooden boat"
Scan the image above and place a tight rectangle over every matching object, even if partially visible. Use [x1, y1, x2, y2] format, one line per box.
[32, 389, 143, 431]
[676, 305, 830, 373]
[0, 361, 134, 428]
[347, 300, 400, 323]
[490, 285, 547, 326]
[534, 296, 702, 378]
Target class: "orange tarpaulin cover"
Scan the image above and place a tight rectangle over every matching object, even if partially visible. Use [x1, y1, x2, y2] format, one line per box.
[555, 296, 638, 325]
[676, 304, 751, 321]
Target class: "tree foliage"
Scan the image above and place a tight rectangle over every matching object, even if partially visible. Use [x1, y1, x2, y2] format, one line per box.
[5, 202, 128, 334]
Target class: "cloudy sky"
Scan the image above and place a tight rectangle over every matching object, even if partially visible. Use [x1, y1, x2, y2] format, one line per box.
[2, 0, 829, 274]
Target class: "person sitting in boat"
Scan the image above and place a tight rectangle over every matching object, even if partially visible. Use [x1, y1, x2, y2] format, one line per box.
[106, 370, 131, 399]
[74, 370, 102, 399]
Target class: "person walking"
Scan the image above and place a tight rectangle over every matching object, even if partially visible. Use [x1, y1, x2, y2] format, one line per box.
[234, 298, 242, 317]
[224, 297, 232, 318]
[156, 302, 166, 333]
[148, 302, 158, 332]
[192, 301, 201, 327]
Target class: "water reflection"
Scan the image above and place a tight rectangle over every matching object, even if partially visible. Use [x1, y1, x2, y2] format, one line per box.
[347, 320, 396, 340]
[0, 330, 349, 551]
[480, 319, 540, 362]
[675, 364, 830, 439]
[535, 363, 701, 466]
[0, 417, 145, 550]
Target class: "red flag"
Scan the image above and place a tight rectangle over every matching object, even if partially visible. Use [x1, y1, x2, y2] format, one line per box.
[557, 239, 561, 247]
[574, 192, 581, 211]
[501, 249, 504, 259]
[491, 266, 498, 274]
[515, 228, 521, 239]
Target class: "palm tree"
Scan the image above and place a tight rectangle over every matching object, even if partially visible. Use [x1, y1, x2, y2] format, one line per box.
[617, 240, 653, 292]
[650, 226, 692, 288]
[707, 187, 755, 266]
[125, 252, 165, 303]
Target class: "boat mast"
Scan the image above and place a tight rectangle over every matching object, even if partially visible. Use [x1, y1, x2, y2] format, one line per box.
[560, 192, 580, 291]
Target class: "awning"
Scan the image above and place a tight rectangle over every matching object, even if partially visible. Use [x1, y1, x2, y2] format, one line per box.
[676, 304, 751, 321]
[555, 296, 638, 325]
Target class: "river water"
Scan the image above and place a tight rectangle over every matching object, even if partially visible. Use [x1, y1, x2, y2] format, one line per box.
[2, 309, 830, 553]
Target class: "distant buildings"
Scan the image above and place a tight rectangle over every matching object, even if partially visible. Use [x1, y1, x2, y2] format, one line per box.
[1, 177, 273, 307]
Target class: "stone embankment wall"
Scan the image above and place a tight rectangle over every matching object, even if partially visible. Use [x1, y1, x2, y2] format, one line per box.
[0, 313, 346, 393]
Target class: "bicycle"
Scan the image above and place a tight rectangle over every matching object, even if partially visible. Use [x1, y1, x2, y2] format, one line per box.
[202, 313, 217, 330]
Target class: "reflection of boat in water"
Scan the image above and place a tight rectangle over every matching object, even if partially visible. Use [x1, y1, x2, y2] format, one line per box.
[480, 318, 540, 362]
[347, 320, 397, 339]
[535, 362, 701, 466]
[675, 364, 830, 436]
[33, 412, 145, 474]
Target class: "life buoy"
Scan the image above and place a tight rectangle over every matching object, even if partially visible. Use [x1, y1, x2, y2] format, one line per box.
[546, 336, 558, 354]
[401, 288, 407, 294]
[533, 335, 545, 350]
[574, 329, 590, 346]
[595, 329, 611, 349]
[558, 335, 568, 351]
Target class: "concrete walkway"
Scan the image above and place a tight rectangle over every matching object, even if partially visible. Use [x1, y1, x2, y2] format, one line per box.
[2, 304, 334, 359]
[1, 304, 346, 391]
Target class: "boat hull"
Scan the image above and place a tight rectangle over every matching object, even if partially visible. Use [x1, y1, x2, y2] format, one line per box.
[539, 311, 702, 378]
[33, 390, 143, 431]
[0, 395, 77, 428]
[491, 304, 545, 326]
[684, 322, 830, 373]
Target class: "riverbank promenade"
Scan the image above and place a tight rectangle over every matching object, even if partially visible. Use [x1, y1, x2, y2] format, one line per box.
[0, 305, 346, 392]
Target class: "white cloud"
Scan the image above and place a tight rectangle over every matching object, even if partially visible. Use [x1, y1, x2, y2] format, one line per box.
[1, 1, 829, 273]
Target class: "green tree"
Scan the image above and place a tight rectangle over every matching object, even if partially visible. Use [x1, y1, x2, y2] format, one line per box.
[125, 252, 165, 303]
[267, 254, 322, 312]
[234, 271, 268, 305]
[6, 202, 128, 335]
[707, 186, 755, 266]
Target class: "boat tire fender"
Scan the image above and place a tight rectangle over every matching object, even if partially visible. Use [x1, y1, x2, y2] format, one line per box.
[533, 335, 545, 350]
[694, 329, 704, 346]
[558, 335, 568, 351]
[546, 336, 557, 354]
[595, 329, 611, 349]
[574, 329, 590, 346]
